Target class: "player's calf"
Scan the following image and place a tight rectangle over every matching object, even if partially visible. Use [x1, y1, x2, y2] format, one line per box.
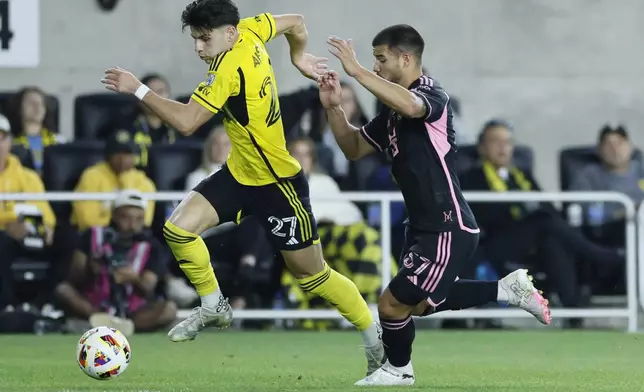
[283, 244, 384, 374]
[377, 288, 417, 374]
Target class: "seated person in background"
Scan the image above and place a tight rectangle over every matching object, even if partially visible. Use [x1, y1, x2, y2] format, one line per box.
[7, 86, 64, 174]
[0, 115, 57, 310]
[460, 119, 624, 311]
[71, 130, 156, 232]
[282, 137, 395, 330]
[55, 190, 177, 336]
[184, 126, 231, 191]
[289, 136, 363, 225]
[570, 125, 644, 247]
[102, 74, 179, 168]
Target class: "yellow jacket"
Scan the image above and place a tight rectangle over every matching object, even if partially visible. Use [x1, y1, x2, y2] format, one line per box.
[0, 155, 56, 229]
[71, 161, 156, 231]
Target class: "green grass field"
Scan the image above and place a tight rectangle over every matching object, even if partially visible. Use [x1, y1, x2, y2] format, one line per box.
[0, 330, 643, 391]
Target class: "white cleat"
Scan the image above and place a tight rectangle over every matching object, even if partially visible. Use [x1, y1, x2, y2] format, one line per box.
[364, 323, 385, 376]
[500, 269, 551, 325]
[167, 297, 233, 342]
[355, 360, 415, 386]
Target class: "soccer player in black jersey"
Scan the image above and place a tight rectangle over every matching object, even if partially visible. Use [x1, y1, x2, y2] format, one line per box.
[321, 25, 551, 386]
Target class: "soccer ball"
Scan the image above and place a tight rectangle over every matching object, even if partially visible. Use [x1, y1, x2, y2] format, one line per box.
[76, 326, 131, 380]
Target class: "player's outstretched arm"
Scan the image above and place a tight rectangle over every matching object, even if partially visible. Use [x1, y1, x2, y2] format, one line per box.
[327, 37, 426, 119]
[273, 14, 328, 80]
[102, 67, 212, 136]
[319, 71, 374, 161]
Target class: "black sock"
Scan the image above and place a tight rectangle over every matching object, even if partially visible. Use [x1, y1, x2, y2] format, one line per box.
[380, 315, 415, 368]
[435, 280, 498, 312]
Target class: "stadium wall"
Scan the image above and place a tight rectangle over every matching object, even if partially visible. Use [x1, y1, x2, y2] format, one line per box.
[0, 0, 642, 190]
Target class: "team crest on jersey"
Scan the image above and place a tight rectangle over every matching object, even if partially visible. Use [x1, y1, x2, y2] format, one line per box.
[205, 74, 216, 86]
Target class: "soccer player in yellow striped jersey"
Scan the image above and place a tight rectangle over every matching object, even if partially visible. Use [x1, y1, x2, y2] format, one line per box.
[101, 0, 383, 377]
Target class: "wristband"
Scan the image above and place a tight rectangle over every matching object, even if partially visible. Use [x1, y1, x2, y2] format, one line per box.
[134, 84, 150, 100]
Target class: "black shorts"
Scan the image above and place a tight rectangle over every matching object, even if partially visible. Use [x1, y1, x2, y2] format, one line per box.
[193, 165, 318, 251]
[388, 226, 479, 307]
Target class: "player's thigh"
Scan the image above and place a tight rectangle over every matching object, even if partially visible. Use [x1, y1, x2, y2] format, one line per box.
[245, 173, 322, 278]
[388, 230, 479, 309]
[169, 166, 243, 235]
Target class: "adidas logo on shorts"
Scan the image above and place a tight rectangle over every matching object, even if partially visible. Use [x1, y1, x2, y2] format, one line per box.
[286, 237, 299, 245]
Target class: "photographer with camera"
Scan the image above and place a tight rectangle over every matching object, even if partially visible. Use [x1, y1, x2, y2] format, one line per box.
[55, 190, 176, 336]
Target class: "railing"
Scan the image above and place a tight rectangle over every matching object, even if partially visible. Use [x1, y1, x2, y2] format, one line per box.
[0, 191, 637, 332]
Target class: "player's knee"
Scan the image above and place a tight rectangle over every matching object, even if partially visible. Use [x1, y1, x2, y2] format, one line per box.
[378, 289, 410, 319]
[282, 245, 326, 279]
[166, 192, 219, 235]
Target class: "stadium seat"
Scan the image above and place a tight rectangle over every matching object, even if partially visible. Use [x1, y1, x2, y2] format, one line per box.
[146, 142, 204, 237]
[74, 93, 138, 140]
[176, 95, 224, 140]
[0, 91, 61, 132]
[42, 141, 106, 220]
[146, 142, 204, 191]
[456, 145, 535, 175]
[10, 145, 35, 170]
[559, 146, 643, 190]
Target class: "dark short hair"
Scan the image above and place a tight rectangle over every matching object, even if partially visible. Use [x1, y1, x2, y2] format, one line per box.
[477, 119, 514, 145]
[598, 124, 629, 144]
[372, 24, 424, 59]
[181, 0, 240, 32]
[141, 73, 168, 86]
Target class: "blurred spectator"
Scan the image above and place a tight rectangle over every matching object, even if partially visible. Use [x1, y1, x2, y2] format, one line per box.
[7, 87, 64, 174]
[289, 136, 363, 225]
[280, 85, 320, 141]
[281, 137, 394, 330]
[102, 74, 179, 168]
[366, 159, 407, 258]
[184, 126, 230, 191]
[0, 114, 57, 309]
[570, 125, 643, 246]
[71, 130, 156, 231]
[55, 190, 176, 336]
[460, 119, 624, 313]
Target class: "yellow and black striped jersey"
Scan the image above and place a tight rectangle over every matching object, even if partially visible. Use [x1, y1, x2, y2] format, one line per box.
[191, 13, 301, 186]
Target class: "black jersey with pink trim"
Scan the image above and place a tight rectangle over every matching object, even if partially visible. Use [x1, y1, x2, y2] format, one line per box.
[359, 75, 479, 233]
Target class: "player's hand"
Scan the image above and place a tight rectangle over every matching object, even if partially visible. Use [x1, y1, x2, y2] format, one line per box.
[112, 266, 139, 284]
[292, 53, 329, 81]
[318, 71, 343, 109]
[102, 67, 142, 94]
[327, 36, 362, 77]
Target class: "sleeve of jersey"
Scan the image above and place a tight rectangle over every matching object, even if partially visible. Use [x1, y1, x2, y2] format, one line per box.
[359, 111, 389, 152]
[411, 83, 448, 123]
[238, 13, 277, 43]
[191, 68, 236, 114]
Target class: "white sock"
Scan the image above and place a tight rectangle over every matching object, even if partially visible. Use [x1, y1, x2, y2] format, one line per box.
[386, 359, 414, 374]
[497, 281, 510, 304]
[361, 321, 382, 347]
[201, 287, 223, 308]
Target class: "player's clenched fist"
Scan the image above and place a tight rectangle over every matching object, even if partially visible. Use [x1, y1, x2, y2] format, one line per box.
[318, 70, 343, 109]
[101, 67, 142, 94]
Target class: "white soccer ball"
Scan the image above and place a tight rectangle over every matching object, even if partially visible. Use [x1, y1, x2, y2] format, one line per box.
[76, 326, 132, 380]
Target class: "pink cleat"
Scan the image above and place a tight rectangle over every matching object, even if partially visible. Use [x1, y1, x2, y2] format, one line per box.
[500, 269, 551, 325]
